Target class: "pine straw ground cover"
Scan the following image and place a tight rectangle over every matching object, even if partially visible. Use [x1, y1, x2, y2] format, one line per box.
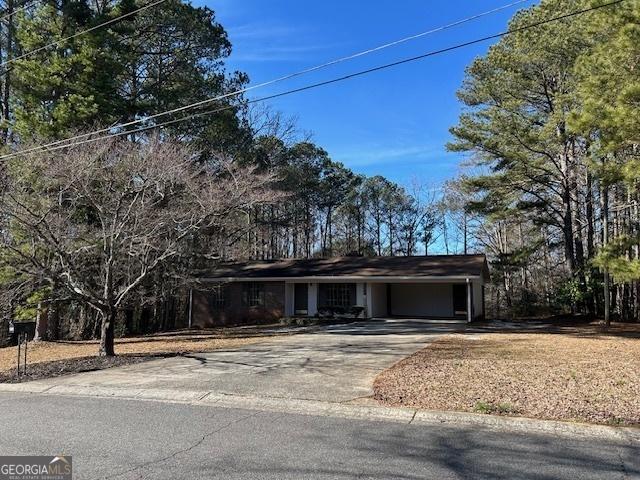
[0, 326, 284, 383]
[373, 322, 640, 426]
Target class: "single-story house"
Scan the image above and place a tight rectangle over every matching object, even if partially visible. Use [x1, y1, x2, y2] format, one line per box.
[189, 254, 489, 327]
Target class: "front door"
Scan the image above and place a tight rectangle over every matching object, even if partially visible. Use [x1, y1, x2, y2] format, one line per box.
[452, 284, 467, 317]
[294, 283, 308, 315]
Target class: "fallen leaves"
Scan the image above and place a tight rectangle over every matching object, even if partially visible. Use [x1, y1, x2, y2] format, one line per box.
[0, 327, 279, 382]
[373, 323, 640, 426]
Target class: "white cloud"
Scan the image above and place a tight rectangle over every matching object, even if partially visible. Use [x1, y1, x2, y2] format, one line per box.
[227, 23, 303, 41]
[333, 144, 453, 167]
[225, 21, 344, 62]
[231, 44, 338, 62]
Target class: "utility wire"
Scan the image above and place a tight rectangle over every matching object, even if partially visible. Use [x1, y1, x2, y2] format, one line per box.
[0, 0, 624, 160]
[1, 0, 533, 156]
[0, 0, 38, 24]
[0, 0, 168, 68]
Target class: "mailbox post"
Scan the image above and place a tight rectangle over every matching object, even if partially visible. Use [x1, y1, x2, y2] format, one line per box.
[10, 321, 36, 378]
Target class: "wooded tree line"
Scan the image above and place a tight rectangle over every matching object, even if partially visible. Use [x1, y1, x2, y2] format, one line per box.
[448, 0, 640, 323]
[241, 138, 441, 260]
[0, 0, 443, 352]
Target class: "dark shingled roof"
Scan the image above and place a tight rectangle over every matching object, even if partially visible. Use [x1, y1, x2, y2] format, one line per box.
[205, 255, 489, 280]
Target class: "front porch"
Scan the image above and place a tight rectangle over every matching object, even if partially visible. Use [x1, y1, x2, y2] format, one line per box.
[284, 279, 484, 322]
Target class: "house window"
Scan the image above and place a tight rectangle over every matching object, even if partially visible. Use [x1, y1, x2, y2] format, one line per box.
[209, 283, 225, 309]
[242, 282, 265, 307]
[325, 284, 351, 307]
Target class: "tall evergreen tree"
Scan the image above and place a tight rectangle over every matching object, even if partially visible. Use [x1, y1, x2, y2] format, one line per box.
[448, 0, 596, 313]
[12, 0, 121, 139]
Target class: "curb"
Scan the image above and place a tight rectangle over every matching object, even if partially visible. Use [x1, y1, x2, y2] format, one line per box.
[410, 410, 640, 444]
[1, 382, 638, 444]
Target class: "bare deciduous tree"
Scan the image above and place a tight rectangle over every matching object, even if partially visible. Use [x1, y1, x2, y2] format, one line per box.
[0, 138, 277, 355]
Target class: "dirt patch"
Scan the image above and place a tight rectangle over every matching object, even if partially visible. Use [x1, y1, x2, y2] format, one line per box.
[373, 322, 640, 426]
[0, 325, 287, 383]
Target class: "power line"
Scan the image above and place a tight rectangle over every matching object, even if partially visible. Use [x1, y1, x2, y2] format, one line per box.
[2, 0, 623, 158]
[0, 0, 168, 68]
[251, 0, 533, 92]
[0, 0, 39, 24]
[2, 0, 533, 157]
[0, 0, 624, 160]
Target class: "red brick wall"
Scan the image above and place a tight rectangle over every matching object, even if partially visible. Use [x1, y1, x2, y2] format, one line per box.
[191, 282, 285, 327]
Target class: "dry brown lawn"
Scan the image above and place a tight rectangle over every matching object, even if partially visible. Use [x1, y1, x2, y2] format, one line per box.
[373, 322, 640, 426]
[0, 327, 282, 381]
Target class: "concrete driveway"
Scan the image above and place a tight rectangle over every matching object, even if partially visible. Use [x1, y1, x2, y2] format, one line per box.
[12, 318, 464, 403]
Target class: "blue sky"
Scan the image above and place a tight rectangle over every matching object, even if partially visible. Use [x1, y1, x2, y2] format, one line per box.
[201, 0, 537, 187]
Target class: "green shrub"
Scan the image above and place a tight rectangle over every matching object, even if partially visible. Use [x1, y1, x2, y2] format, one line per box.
[496, 402, 516, 414]
[473, 401, 516, 415]
[473, 401, 493, 414]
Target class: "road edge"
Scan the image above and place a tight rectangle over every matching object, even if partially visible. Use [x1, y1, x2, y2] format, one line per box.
[1, 382, 638, 444]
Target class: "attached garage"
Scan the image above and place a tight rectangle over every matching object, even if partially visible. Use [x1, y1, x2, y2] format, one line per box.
[389, 283, 455, 317]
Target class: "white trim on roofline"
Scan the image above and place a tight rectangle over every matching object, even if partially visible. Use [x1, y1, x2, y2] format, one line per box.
[199, 275, 483, 283]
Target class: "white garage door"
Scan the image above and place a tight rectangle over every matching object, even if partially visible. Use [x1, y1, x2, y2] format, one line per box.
[389, 283, 454, 317]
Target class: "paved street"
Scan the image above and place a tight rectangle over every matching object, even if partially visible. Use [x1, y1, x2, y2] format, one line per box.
[0, 392, 637, 480]
[10, 319, 464, 402]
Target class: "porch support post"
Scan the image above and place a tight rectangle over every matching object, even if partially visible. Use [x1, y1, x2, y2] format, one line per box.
[308, 283, 318, 317]
[466, 278, 472, 323]
[366, 283, 373, 319]
[284, 283, 294, 317]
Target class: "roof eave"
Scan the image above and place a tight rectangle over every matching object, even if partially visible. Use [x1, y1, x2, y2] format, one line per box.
[199, 275, 485, 283]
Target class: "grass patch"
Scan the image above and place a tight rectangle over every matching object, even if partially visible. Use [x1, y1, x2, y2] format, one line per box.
[473, 401, 516, 415]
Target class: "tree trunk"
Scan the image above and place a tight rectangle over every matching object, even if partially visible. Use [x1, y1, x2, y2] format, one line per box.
[542, 226, 552, 307]
[388, 213, 394, 256]
[357, 208, 363, 254]
[99, 308, 116, 356]
[600, 171, 610, 328]
[33, 302, 47, 341]
[1, 0, 14, 144]
[585, 171, 595, 258]
[376, 213, 382, 256]
[326, 206, 333, 256]
[46, 302, 60, 340]
[463, 213, 468, 254]
[586, 171, 600, 315]
[560, 152, 577, 275]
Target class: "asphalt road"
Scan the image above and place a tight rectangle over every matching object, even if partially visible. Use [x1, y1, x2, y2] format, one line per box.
[0, 392, 637, 479]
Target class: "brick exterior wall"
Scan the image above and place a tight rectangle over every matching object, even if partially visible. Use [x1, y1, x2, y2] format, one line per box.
[192, 282, 285, 327]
